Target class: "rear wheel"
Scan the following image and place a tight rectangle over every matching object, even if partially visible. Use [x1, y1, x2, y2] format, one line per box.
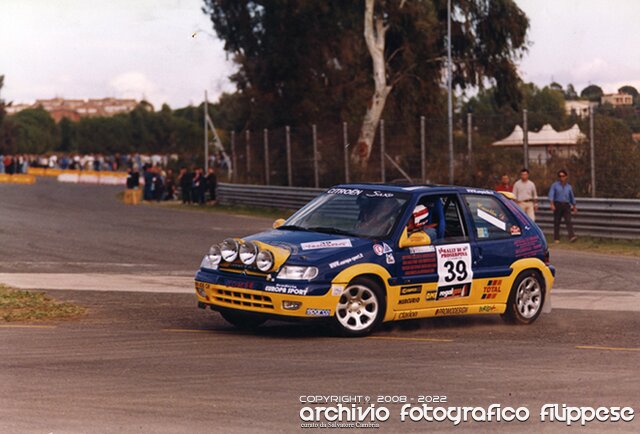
[331, 277, 385, 337]
[220, 310, 266, 330]
[501, 270, 545, 324]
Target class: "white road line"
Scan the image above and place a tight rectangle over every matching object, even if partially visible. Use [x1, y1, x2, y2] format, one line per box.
[0, 274, 638, 312]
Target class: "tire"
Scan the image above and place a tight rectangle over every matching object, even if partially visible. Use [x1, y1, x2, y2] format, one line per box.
[220, 310, 267, 330]
[501, 270, 545, 324]
[331, 277, 386, 337]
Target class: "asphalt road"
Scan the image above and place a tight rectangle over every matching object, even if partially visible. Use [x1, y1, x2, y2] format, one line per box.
[1, 178, 639, 433]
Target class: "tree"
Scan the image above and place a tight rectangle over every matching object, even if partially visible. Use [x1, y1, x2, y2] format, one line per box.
[10, 108, 58, 154]
[0, 75, 5, 127]
[580, 84, 603, 102]
[564, 83, 578, 100]
[549, 82, 563, 92]
[203, 0, 530, 168]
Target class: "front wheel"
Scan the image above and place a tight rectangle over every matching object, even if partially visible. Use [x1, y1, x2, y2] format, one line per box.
[331, 277, 385, 337]
[220, 310, 267, 330]
[501, 270, 545, 324]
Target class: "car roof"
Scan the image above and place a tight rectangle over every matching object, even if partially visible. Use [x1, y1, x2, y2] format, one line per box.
[331, 183, 498, 196]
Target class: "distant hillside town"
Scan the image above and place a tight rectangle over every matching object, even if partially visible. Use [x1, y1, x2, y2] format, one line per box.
[5, 97, 153, 122]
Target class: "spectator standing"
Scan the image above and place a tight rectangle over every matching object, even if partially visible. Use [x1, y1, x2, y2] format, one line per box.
[494, 174, 512, 192]
[206, 167, 217, 204]
[178, 168, 193, 204]
[142, 165, 154, 201]
[164, 169, 176, 200]
[513, 168, 538, 221]
[152, 168, 164, 201]
[549, 169, 578, 243]
[192, 168, 206, 205]
[0, 153, 4, 174]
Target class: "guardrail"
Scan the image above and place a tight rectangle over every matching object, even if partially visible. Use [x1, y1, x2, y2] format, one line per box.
[220, 183, 640, 240]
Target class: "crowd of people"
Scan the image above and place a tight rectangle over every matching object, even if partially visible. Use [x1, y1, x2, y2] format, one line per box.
[495, 168, 577, 243]
[0, 152, 181, 174]
[126, 165, 218, 205]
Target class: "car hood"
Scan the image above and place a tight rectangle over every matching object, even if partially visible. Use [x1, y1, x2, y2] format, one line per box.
[244, 229, 374, 265]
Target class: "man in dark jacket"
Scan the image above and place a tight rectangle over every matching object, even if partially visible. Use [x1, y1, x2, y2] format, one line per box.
[178, 167, 193, 204]
[206, 167, 217, 204]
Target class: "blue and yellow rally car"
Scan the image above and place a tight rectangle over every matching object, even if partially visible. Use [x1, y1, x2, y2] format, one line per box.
[194, 184, 555, 336]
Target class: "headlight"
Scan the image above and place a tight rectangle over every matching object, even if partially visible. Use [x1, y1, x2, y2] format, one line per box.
[277, 265, 318, 280]
[208, 244, 222, 266]
[239, 241, 258, 265]
[256, 250, 274, 272]
[220, 238, 239, 262]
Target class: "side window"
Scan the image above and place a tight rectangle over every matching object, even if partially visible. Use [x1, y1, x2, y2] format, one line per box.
[464, 195, 521, 241]
[406, 194, 467, 244]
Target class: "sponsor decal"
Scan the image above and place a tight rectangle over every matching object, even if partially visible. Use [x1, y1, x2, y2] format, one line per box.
[331, 284, 345, 296]
[436, 243, 473, 286]
[477, 207, 506, 231]
[306, 308, 331, 316]
[326, 188, 363, 196]
[435, 307, 468, 316]
[398, 297, 420, 305]
[477, 227, 489, 239]
[514, 235, 544, 258]
[479, 305, 497, 313]
[510, 225, 522, 236]
[465, 188, 493, 195]
[385, 253, 395, 264]
[425, 290, 437, 301]
[409, 245, 435, 254]
[482, 279, 502, 300]
[398, 311, 418, 319]
[437, 283, 471, 300]
[264, 283, 308, 296]
[401, 252, 437, 275]
[328, 253, 364, 269]
[399, 285, 421, 296]
[219, 278, 257, 290]
[373, 242, 393, 256]
[301, 239, 352, 250]
[373, 244, 384, 256]
[365, 190, 395, 198]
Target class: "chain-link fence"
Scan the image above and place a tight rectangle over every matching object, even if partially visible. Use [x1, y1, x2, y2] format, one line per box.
[216, 108, 640, 199]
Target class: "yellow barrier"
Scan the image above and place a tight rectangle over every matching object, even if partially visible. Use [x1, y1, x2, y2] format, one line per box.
[123, 189, 142, 205]
[28, 168, 128, 178]
[0, 174, 37, 184]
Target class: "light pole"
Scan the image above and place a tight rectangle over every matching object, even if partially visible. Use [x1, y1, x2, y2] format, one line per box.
[447, 0, 454, 184]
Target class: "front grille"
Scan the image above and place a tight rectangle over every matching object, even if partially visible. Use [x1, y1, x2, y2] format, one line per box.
[212, 289, 274, 309]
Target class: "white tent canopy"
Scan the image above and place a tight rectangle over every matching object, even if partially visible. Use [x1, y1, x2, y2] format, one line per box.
[492, 124, 586, 147]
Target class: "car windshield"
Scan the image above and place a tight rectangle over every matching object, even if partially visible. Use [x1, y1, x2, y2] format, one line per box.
[281, 188, 410, 239]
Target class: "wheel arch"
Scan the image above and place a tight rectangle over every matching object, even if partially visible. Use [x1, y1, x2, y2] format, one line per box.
[331, 263, 393, 320]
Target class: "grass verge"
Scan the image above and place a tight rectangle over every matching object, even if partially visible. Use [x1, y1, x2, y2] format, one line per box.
[547, 235, 640, 257]
[0, 285, 85, 322]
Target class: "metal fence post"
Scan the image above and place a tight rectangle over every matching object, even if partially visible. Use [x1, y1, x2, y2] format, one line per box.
[245, 130, 251, 177]
[312, 124, 319, 188]
[286, 126, 292, 187]
[523, 109, 529, 170]
[590, 106, 596, 197]
[204, 90, 208, 172]
[380, 119, 386, 182]
[343, 122, 350, 183]
[420, 116, 426, 182]
[467, 112, 473, 169]
[230, 131, 236, 183]
[263, 128, 270, 185]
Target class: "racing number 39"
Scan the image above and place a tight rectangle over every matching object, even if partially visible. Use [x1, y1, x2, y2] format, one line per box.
[443, 260, 468, 282]
[436, 243, 473, 286]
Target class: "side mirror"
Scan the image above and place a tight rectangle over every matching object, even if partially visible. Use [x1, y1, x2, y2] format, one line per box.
[398, 227, 431, 249]
[273, 218, 286, 229]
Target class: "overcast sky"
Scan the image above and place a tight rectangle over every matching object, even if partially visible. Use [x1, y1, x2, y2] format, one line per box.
[1, 0, 639, 109]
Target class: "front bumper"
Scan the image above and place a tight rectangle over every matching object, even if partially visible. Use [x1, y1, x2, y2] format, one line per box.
[194, 271, 342, 319]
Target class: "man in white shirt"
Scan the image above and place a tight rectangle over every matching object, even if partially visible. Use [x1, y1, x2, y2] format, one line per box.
[512, 168, 538, 221]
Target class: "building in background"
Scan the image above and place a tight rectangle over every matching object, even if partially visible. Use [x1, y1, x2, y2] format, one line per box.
[5, 97, 150, 122]
[492, 124, 587, 165]
[565, 100, 597, 118]
[601, 93, 633, 107]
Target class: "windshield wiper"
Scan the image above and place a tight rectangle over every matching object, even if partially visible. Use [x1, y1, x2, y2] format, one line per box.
[307, 226, 355, 237]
